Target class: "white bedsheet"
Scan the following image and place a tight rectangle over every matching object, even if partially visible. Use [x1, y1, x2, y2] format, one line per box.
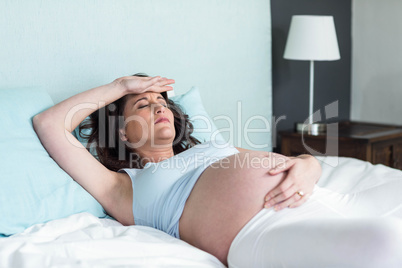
[0, 213, 225, 268]
[317, 156, 402, 192]
[0, 156, 401, 268]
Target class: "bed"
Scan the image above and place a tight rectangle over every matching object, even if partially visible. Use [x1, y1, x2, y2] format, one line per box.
[1, 86, 401, 268]
[3, 1, 401, 267]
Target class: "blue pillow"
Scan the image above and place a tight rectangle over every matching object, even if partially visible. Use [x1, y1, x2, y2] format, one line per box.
[0, 88, 106, 237]
[170, 87, 225, 143]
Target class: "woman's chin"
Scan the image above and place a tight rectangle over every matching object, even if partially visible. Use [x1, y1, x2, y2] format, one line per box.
[153, 133, 175, 146]
[157, 128, 175, 139]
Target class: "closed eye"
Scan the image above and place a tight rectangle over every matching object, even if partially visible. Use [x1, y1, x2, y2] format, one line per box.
[157, 96, 168, 107]
[134, 95, 167, 109]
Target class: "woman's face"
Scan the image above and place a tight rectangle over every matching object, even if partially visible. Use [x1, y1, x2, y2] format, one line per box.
[121, 92, 175, 148]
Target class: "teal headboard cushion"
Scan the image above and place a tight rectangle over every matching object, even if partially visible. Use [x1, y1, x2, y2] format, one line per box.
[0, 88, 106, 237]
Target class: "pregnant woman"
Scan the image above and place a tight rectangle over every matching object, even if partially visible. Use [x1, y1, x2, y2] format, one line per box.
[34, 74, 402, 267]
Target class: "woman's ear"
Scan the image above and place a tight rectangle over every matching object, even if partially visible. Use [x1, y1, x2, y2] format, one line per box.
[119, 129, 128, 142]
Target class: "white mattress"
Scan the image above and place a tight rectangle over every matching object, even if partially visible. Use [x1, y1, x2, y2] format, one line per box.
[1, 156, 401, 268]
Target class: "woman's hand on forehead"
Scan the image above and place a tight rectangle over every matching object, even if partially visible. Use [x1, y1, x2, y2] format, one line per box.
[116, 76, 175, 95]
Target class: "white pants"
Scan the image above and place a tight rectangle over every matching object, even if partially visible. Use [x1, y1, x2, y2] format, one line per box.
[227, 182, 402, 268]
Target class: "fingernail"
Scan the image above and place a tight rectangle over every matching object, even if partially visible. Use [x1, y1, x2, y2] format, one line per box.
[264, 203, 271, 209]
[274, 205, 279, 211]
[265, 196, 270, 202]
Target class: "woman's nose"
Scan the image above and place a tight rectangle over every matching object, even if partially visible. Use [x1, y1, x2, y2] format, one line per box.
[153, 103, 165, 114]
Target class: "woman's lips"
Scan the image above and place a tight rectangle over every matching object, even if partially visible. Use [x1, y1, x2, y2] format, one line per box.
[155, 117, 170, 124]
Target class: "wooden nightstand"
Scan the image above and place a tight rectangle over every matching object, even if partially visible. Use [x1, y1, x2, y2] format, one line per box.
[280, 121, 402, 169]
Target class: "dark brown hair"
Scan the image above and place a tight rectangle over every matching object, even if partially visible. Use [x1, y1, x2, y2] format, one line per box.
[79, 73, 200, 171]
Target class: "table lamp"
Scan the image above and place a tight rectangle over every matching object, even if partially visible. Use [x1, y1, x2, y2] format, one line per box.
[283, 15, 340, 135]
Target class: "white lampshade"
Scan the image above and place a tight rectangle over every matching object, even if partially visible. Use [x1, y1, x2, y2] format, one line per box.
[284, 15, 340, 61]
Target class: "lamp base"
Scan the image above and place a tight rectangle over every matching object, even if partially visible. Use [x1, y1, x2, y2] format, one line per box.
[295, 123, 326, 136]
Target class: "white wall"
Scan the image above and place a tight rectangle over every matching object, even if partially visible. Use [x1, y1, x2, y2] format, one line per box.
[0, 0, 272, 151]
[352, 0, 402, 125]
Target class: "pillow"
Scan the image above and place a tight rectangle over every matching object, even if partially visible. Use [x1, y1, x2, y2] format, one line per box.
[170, 87, 225, 143]
[0, 88, 106, 237]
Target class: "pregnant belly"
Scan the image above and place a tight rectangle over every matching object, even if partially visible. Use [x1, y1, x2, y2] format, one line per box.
[179, 151, 286, 265]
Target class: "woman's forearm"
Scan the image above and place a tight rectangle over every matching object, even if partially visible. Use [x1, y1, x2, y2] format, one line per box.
[34, 80, 127, 133]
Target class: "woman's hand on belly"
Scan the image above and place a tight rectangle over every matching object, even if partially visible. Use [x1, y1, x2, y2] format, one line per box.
[264, 154, 322, 211]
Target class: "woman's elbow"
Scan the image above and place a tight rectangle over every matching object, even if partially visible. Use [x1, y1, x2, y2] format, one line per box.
[32, 112, 53, 136]
[32, 113, 44, 132]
